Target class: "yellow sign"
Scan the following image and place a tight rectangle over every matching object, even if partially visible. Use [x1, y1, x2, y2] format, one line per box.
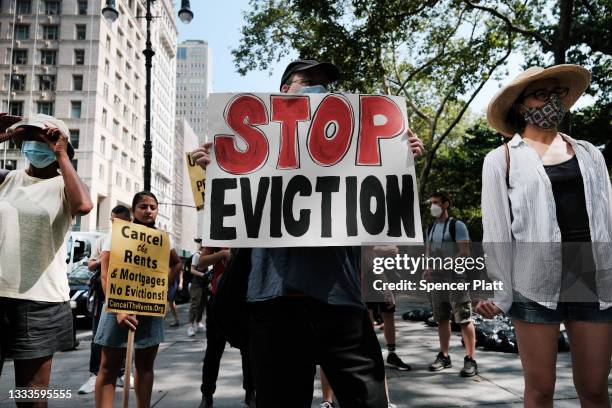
[106, 219, 170, 317]
[186, 152, 206, 211]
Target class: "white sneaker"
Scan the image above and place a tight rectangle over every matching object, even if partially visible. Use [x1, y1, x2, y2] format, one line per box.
[117, 373, 135, 389]
[78, 374, 97, 394]
[197, 322, 205, 332]
[187, 324, 196, 337]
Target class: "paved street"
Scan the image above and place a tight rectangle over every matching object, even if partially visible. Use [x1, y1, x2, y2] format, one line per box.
[1, 299, 610, 407]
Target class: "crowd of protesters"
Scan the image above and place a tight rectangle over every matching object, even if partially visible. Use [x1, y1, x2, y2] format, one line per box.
[0, 58, 610, 408]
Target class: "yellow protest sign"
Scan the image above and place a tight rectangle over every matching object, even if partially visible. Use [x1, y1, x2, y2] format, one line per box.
[186, 152, 206, 210]
[106, 219, 170, 317]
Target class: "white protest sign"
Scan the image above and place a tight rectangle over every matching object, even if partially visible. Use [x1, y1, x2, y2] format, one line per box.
[202, 93, 423, 247]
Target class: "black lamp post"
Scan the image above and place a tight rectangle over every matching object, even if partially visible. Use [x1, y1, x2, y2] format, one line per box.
[103, 0, 193, 192]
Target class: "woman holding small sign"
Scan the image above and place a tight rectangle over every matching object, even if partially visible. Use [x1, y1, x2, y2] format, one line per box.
[94, 191, 183, 408]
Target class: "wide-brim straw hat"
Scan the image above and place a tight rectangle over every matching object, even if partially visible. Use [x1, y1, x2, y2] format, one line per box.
[487, 64, 591, 137]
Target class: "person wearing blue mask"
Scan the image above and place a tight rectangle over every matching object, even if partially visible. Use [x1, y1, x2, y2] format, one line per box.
[0, 113, 93, 398]
[193, 60, 424, 408]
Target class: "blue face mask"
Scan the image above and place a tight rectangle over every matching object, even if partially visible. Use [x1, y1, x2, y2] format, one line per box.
[21, 141, 57, 168]
[298, 85, 328, 94]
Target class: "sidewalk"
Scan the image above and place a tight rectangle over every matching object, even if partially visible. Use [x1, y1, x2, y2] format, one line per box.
[1, 300, 609, 407]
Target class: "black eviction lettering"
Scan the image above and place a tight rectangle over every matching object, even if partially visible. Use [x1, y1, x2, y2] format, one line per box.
[386, 175, 415, 237]
[360, 176, 386, 235]
[283, 175, 312, 237]
[210, 178, 237, 240]
[316, 177, 340, 237]
[241, 177, 270, 238]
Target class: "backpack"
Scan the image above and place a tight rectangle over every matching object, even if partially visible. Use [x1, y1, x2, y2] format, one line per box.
[209, 248, 252, 350]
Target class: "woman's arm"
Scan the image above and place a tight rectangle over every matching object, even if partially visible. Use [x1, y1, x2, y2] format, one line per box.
[477, 149, 514, 317]
[199, 249, 230, 270]
[100, 251, 110, 296]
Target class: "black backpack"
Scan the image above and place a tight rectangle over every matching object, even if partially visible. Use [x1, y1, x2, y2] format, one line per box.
[210, 248, 252, 350]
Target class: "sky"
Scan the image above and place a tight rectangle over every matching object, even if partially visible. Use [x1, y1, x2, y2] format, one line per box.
[175, 1, 591, 115]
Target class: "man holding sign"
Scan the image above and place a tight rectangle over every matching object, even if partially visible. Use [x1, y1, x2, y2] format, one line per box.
[93, 192, 183, 408]
[193, 60, 424, 407]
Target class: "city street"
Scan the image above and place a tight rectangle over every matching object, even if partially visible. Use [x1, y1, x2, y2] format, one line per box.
[1, 299, 607, 407]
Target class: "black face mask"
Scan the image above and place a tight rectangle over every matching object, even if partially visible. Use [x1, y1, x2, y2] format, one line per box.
[132, 218, 156, 229]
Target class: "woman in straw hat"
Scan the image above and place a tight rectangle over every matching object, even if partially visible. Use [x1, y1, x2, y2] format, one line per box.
[476, 64, 612, 407]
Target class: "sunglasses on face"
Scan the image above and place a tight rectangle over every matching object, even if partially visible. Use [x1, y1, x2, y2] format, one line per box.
[522, 87, 569, 102]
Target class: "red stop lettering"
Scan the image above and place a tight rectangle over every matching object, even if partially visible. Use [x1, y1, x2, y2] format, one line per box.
[215, 94, 269, 175]
[307, 94, 353, 166]
[357, 96, 405, 165]
[271, 95, 310, 169]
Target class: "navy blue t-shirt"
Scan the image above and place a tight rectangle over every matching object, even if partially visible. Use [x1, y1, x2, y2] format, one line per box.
[247, 246, 364, 309]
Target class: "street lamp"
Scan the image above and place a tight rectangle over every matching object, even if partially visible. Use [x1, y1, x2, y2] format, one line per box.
[103, 0, 194, 192]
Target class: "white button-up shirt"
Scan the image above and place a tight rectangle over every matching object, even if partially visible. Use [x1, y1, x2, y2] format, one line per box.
[481, 133, 612, 313]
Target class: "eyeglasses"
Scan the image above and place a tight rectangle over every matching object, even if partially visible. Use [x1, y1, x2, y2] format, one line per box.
[522, 87, 569, 102]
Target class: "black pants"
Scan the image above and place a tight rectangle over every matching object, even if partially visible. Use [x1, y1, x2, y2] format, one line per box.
[201, 296, 253, 397]
[89, 300, 124, 376]
[249, 297, 387, 408]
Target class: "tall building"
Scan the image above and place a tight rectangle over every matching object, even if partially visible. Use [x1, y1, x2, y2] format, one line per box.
[176, 39, 211, 142]
[0, 0, 179, 237]
[175, 39, 211, 241]
[149, 0, 177, 235]
[173, 117, 198, 251]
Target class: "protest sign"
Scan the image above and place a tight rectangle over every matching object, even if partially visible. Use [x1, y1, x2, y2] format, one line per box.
[105, 219, 171, 316]
[186, 152, 206, 210]
[202, 93, 423, 247]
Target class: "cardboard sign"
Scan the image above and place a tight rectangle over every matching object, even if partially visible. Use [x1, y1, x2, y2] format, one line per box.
[186, 152, 206, 211]
[202, 93, 423, 247]
[106, 219, 171, 316]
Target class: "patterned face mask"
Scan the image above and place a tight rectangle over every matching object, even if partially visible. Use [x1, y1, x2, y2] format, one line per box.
[521, 93, 567, 129]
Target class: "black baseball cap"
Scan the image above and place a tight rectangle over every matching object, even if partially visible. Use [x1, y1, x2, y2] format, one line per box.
[280, 59, 340, 91]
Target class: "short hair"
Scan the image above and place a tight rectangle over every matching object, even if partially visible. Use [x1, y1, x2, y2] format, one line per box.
[111, 204, 131, 218]
[430, 191, 451, 207]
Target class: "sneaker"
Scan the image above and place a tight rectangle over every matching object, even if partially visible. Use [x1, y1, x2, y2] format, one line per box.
[187, 324, 196, 337]
[319, 402, 334, 408]
[198, 394, 213, 408]
[197, 321, 205, 332]
[386, 352, 412, 371]
[460, 355, 478, 377]
[77, 374, 97, 394]
[429, 352, 452, 371]
[116, 373, 135, 389]
[170, 320, 180, 327]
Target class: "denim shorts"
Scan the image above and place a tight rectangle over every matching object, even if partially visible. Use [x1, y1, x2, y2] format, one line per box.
[509, 292, 612, 324]
[93, 304, 164, 349]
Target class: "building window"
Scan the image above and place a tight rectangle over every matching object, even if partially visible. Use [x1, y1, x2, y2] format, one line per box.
[37, 101, 54, 115]
[121, 152, 127, 166]
[12, 49, 27, 64]
[42, 25, 59, 40]
[111, 145, 118, 161]
[135, 183, 139, 192]
[71, 101, 81, 118]
[104, 59, 110, 75]
[76, 24, 86, 40]
[103, 83, 109, 100]
[14, 24, 29, 40]
[69, 129, 79, 149]
[40, 50, 57, 65]
[126, 177, 131, 192]
[74, 49, 85, 65]
[115, 172, 121, 187]
[44, 0, 61, 15]
[7, 74, 26, 91]
[8, 101, 24, 116]
[17, 0, 32, 14]
[77, 0, 87, 15]
[101, 108, 107, 126]
[130, 158, 135, 171]
[98, 164, 104, 180]
[100, 136, 106, 154]
[38, 75, 55, 90]
[73, 75, 83, 91]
